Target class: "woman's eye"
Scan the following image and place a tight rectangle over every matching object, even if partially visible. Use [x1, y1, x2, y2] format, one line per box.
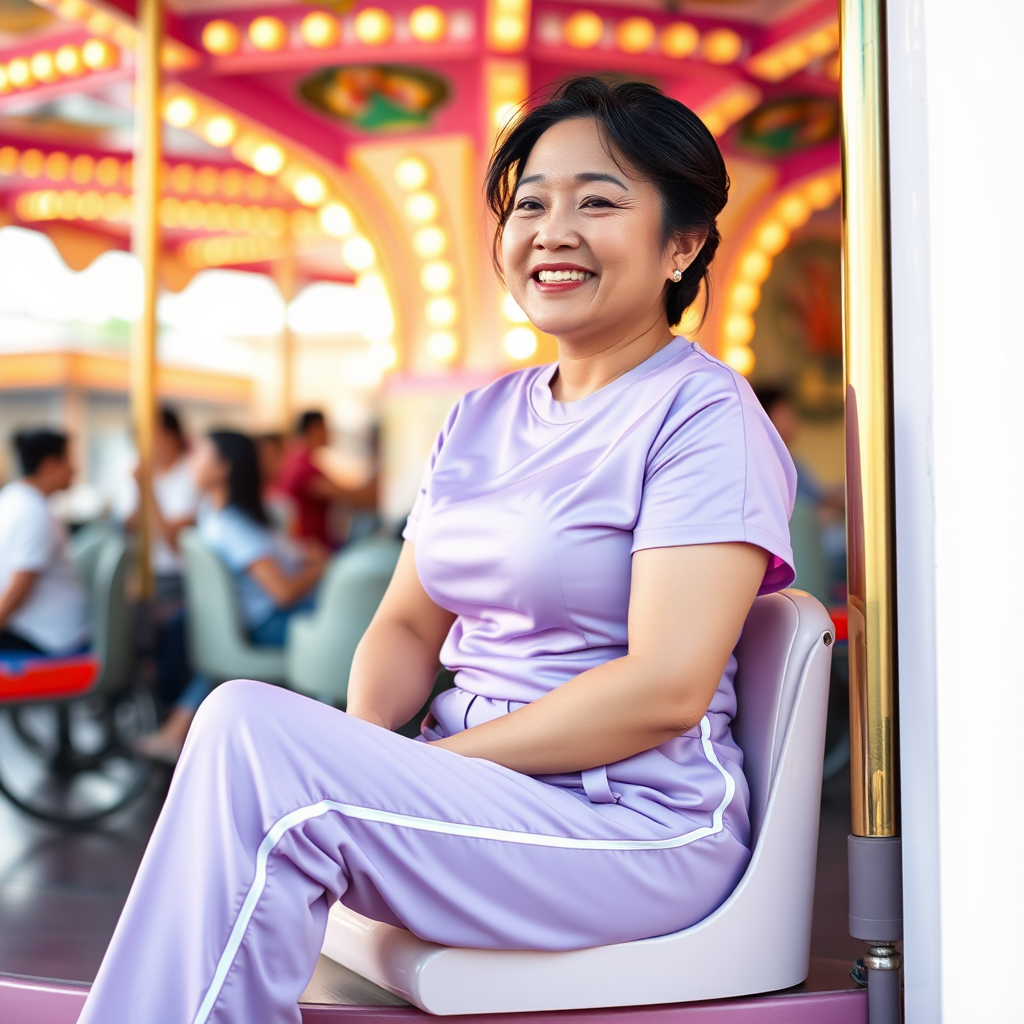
[515, 198, 542, 211]
[581, 197, 615, 209]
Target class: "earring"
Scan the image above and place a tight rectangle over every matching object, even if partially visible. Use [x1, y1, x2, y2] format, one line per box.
[671, 269, 682, 283]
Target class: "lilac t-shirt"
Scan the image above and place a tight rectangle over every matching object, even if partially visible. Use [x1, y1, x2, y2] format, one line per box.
[405, 338, 795, 831]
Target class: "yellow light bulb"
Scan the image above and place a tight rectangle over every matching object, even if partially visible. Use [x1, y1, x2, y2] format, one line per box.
[54, 44, 83, 77]
[20, 149, 44, 178]
[81, 39, 118, 71]
[404, 192, 439, 224]
[615, 17, 654, 54]
[300, 12, 339, 48]
[492, 101, 520, 130]
[202, 20, 241, 55]
[804, 176, 837, 211]
[0, 147, 18, 174]
[728, 282, 761, 315]
[353, 8, 393, 46]
[319, 202, 353, 237]
[738, 250, 772, 284]
[0, 68, 9, 94]
[564, 11, 603, 49]
[420, 260, 454, 293]
[394, 156, 429, 191]
[412, 225, 446, 258]
[661, 22, 699, 59]
[492, 14, 525, 49]
[249, 16, 287, 52]
[95, 156, 120, 186]
[252, 144, 285, 176]
[702, 28, 743, 65]
[203, 115, 237, 148]
[723, 346, 755, 376]
[293, 173, 326, 206]
[44, 151, 69, 182]
[426, 331, 458, 362]
[503, 326, 537, 360]
[755, 221, 789, 255]
[7, 58, 35, 89]
[425, 296, 457, 328]
[776, 193, 811, 228]
[69, 153, 94, 184]
[164, 96, 198, 128]
[30, 52, 59, 83]
[502, 293, 530, 323]
[409, 5, 446, 43]
[723, 313, 755, 346]
[342, 236, 376, 271]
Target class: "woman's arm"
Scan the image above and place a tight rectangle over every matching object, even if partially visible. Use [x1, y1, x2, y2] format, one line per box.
[432, 542, 767, 775]
[0, 570, 37, 631]
[246, 548, 327, 608]
[346, 543, 456, 730]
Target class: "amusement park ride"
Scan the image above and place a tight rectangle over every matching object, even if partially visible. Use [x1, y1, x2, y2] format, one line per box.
[0, 0, 922, 1020]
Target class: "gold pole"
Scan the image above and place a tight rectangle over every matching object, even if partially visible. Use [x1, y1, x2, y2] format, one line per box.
[273, 233, 297, 434]
[839, 0, 898, 839]
[131, 0, 163, 600]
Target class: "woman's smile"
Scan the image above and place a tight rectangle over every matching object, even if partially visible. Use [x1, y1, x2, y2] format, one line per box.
[531, 262, 598, 292]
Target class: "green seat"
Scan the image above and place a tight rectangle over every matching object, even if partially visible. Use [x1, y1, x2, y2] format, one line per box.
[286, 537, 401, 707]
[179, 529, 288, 685]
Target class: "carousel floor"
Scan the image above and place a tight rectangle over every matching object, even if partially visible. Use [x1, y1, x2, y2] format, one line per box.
[0, 764, 866, 1023]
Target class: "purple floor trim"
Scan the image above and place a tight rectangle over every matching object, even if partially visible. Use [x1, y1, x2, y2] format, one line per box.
[0, 975, 865, 1024]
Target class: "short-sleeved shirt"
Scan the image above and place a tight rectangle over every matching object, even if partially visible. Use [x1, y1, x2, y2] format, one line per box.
[198, 504, 303, 629]
[0, 480, 90, 654]
[404, 339, 796, 830]
[278, 446, 331, 547]
[114, 458, 201, 576]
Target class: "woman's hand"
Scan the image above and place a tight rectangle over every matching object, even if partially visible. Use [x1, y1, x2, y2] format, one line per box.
[247, 551, 326, 608]
[431, 542, 767, 774]
[346, 543, 455, 731]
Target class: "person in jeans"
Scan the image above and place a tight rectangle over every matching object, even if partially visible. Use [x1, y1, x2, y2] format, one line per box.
[0, 429, 90, 655]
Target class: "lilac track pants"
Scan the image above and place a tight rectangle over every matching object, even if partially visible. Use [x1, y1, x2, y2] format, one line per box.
[78, 679, 748, 1024]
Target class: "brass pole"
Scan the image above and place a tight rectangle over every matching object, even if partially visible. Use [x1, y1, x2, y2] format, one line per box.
[273, 233, 297, 434]
[840, 0, 898, 841]
[131, 0, 163, 600]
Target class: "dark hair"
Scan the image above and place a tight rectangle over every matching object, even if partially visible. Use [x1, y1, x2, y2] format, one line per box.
[296, 410, 325, 436]
[208, 431, 269, 526]
[159, 405, 186, 450]
[485, 77, 729, 328]
[752, 385, 792, 417]
[14, 429, 68, 477]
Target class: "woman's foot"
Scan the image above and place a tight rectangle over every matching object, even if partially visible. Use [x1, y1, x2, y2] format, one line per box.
[133, 707, 194, 765]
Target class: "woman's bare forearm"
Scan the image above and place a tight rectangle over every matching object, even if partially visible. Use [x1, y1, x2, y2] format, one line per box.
[346, 617, 441, 730]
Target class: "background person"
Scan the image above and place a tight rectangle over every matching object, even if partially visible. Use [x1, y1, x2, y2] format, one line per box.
[134, 430, 328, 762]
[0, 430, 89, 655]
[115, 406, 200, 706]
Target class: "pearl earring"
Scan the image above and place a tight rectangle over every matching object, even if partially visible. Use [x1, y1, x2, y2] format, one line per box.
[671, 269, 682, 283]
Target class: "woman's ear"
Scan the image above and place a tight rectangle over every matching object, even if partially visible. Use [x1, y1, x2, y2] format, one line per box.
[669, 231, 708, 278]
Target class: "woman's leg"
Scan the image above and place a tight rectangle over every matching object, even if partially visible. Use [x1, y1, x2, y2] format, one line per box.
[80, 680, 747, 1024]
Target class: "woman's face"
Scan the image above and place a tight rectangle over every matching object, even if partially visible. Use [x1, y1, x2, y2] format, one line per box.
[500, 117, 698, 348]
[191, 437, 228, 493]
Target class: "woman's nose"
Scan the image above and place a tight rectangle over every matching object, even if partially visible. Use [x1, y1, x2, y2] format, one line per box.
[532, 208, 580, 250]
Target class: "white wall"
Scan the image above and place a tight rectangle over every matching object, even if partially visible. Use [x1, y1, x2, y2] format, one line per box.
[888, 2, 1024, 1021]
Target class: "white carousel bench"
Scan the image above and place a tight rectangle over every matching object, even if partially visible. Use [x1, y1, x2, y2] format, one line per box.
[321, 589, 834, 1014]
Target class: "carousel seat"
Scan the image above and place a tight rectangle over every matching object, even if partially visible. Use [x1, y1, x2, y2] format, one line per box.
[321, 588, 834, 1015]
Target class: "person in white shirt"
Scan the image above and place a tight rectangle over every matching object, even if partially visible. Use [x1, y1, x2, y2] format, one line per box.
[0, 430, 90, 655]
[115, 407, 200, 705]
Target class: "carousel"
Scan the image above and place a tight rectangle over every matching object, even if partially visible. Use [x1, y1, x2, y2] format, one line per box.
[0, 0, 903, 1021]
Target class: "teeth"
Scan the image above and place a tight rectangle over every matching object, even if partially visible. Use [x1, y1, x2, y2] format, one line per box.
[537, 269, 594, 283]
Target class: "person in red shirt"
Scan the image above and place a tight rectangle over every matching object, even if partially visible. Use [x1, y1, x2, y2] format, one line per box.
[277, 411, 378, 548]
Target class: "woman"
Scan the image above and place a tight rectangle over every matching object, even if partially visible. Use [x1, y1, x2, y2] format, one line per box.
[135, 430, 327, 762]
[81, 79, 795, 1023]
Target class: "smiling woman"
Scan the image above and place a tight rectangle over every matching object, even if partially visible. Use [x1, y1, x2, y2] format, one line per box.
[79, 78, 796, 1024]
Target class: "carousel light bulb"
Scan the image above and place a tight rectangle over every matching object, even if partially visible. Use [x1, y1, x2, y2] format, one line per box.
[492, 14, 525, 49]
[660, 21, 699, 59]
[319, 202, 353, 237]
[615, 17, 654, 54]
[30, 52, 59, 83]
[252, 143, 285, 176]
[43, 151, 69, 181]
[55, 44, 85, 76]
[738, 249, 772, 284]
[492, 101, 519, 130]
[20, 149, 44, 178]
[0, 68, 9, 94]
[404, 191, 439, 224]
[426, 296, 457, 328]
[203, 115, 238, 148]
[502, 293, 530, 323]
[409, 5, 446, 43]
[342, 235, 376, 271]
[300, 12, 339, 48]
[394, 156, 429, 191]
[503, 326, 537, 360]
[0, 147, 18, 173]
[426, 331, 458, 362]
[56, 0, 88, 20]
[723, 346, 755, 376]
[95, 156, 120, 186]
[420, 260, 454, 293]
[564, 11, 603, 49]
[353, 8, 393, 46]
[81, 38, 118, 71]
[723, 313, 755, 347]
[7, 58, 34, 89]
[755, 220, 789, 255]
[70, 153, 94, 183]
[249, 16, 287, 52]
[729, 281, 761, 315]
[293, 173, 326, 206]
[804, 176, 837, 210]
[702, 28, 743, 64]
[164, 95, 198, 128]
[412, 225, 446, 258]
[202, 19, 241, 56]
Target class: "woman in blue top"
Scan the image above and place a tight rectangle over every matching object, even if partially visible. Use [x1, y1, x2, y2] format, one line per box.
[136, 431, 327, 762]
